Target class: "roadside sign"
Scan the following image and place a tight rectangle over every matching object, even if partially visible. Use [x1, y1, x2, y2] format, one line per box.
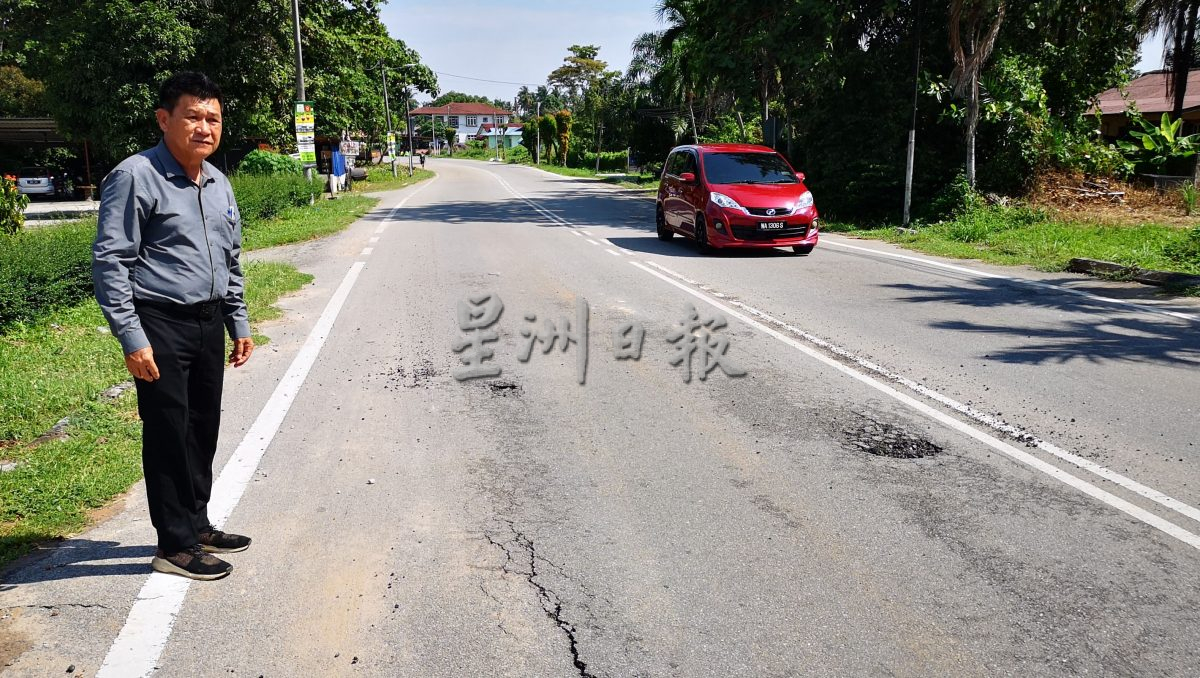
[294, 101, 316, 166]
[386, 132, 396, 159]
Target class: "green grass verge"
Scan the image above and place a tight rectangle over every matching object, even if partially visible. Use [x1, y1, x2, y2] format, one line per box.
[824, 206, 1200, 276]
[351, 166, 435, 193]
[530, 164, 659, 191]
[242, 194, 378, 251]
[0, 260, 312, 568]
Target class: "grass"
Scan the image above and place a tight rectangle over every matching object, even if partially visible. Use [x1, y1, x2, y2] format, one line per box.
[242, 194, 377, 250]
[351, 166, 435, 193]
[0, 224, 325, 568]
[825, 204, 1200, 276]
[530, 163, 659, 191]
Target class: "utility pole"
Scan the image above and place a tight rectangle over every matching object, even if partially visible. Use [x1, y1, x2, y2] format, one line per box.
[536, 100, 541, 165]
[902, 0, 923, 228]
[406, 90, 415, 176]
[290, 0, 313, 193]
[379, 62, 397, 177]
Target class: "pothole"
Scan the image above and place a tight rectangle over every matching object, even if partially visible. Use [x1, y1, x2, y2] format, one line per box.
[485, 380, 522, 397]
[840, 415, 942, 459]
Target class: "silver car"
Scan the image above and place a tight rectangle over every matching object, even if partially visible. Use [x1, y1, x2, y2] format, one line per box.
[17, 167, 55, 196]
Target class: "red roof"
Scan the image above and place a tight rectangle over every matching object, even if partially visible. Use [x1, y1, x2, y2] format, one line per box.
[410, 102, 513, 116]
[1095, 69, 1200, 115]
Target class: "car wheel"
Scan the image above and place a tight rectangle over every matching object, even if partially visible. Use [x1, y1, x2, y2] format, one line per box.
[793, 244, 815, 255]
[656, 206, 673, 241]
[694, 215, 711, 254]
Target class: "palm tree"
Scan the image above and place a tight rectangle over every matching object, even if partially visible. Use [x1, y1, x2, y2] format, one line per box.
[1136, 0, 1200, 120]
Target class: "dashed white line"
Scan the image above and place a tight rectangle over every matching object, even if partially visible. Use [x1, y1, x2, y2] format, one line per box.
[369, 237, 380, 243]
[606, 249, 622, 257]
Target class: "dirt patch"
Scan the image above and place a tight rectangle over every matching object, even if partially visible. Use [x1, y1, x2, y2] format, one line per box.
[484, 380, 522, 397]
[1030, 170, 1197, 227]
[381, 359, 444, 390]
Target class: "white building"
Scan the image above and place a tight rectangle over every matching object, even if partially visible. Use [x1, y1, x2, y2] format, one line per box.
[409, 102, 515, 146]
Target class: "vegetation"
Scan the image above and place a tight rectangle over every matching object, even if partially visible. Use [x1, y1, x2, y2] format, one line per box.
[0, 220, 95, 330]
[237, 149, 303, 176]
[351, 167, 435, 192]
[1, 176, 28, 235]
[230, 173, 323, 227]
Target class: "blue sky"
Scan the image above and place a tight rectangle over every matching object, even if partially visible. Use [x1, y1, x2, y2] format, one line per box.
[381, 1, 1167, 105]
[380, 0, 659, 104]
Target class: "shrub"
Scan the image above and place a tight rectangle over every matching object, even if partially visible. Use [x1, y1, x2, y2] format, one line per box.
[506, 145, 531, 164]
[1, 176, 29, 235]
[0, 220, 96, 329]
[567, 150, 626, 172]
[1164, 226, 1200, 267]
[230, 173, 321, 226]
[926, 174, 985, 221]
[237, 150, 302, 175]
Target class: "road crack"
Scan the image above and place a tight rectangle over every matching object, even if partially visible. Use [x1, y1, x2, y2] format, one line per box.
[485, 521, 597, 678]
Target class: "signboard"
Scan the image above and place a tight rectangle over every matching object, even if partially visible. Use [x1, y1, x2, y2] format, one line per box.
[339, 140, 362, 157]
[294, 101, 316, 166]
[386, 132, 396, 159]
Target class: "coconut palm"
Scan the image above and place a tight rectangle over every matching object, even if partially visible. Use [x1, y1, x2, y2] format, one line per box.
[1135, 0, 1200, 120]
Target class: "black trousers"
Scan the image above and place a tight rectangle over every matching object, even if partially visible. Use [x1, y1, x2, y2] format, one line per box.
[133, 300, 225, 553]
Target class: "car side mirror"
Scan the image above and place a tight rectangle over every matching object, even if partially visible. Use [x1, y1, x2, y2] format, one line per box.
[797, 172, 806, 182]
[680, 172, 696, 183]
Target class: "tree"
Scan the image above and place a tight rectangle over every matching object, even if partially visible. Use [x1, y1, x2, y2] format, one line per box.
[430, 91, 490, 106]
[555, 109, 572, 166]
[0, 65, 45, 116]
[547, 45, 607, 108]
[949, 0, 1007, 187]
[1136, 0, 1200, 120]
[538, 113, 558, 164]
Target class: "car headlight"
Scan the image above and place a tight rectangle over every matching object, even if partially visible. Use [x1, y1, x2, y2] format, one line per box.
[710, 192, 748, 214]
[796, 191, 814, 210]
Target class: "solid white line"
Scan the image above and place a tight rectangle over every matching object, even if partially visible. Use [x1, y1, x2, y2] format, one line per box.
[643, 259, 1200, 527]
[822, 239, 1198, 322]
[361, 247, 374, 255]
[630, 260, 1200, 551]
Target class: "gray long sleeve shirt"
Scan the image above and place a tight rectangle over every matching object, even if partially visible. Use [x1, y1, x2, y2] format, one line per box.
[92, 140, 251, 354]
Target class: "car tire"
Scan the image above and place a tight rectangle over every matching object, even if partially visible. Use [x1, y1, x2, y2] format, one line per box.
[694, 215, 711, 254]
[656, 206, 673, 241]
[793, 244, 815, 255]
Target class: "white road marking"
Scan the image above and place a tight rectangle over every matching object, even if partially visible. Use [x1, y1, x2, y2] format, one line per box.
[644, 259, 1200, 527]
[361, 247, 374, 255]
[374, 224, 387, 234]
[482, 167, 1200, 550]
[369, 237, 380, 243]
[606, 249, 622, 257]
[571, 231, 584, 237]
[93, 180, 441, 677]
[631, 260, 1200, 551]
[822, 239, 1199, 323]
[586, 239, 601, 246]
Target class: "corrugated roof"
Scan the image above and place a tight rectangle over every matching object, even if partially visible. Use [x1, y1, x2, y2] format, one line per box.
[1095, 69, 1200, 115]
[410, 102, 513, 116]
[0, 117, 66, 143]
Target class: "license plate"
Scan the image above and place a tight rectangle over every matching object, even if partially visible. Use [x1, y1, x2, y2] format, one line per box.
[760, 221, 787, 230]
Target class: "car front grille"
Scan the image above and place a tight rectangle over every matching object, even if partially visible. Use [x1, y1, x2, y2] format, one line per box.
[732, 225, 809, 241]
[746, 206, 794, 217]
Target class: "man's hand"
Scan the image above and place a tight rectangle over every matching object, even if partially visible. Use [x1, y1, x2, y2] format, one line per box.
[229, 337, 254, 367]
[125, 346, 160, 382]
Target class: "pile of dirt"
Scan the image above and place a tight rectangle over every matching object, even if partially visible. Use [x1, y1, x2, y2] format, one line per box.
[1029, 170, 1198, 228]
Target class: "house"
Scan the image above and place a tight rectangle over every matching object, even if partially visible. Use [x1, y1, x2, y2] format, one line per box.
[477, 123, 524, 150]
[408, 103, 515, 145]
[1094, 69, 1200, 138]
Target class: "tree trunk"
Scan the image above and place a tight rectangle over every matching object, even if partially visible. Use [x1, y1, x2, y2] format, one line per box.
[1174, 2, 1199, 120]
[595, 124, 603, 173]
[736, 111, 747, 143]
[688, 96, 698, 143]
[966, 73, 979, 188]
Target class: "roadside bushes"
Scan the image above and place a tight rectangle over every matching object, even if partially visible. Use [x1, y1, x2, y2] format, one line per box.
[0, 220, 95, 329]
[506, 145, 531, 164]
[1, 177, 29, 235]
[236, 150, 302, 176]
[566, 150, 626, 172]
[230, 174, 321, 227]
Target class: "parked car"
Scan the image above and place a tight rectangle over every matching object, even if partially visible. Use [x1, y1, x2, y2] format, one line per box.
[16, 167, 55, 198]
[656, 144, 819, 255]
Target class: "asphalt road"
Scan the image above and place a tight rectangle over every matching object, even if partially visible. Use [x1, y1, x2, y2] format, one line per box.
[3, 159, 1199, 677]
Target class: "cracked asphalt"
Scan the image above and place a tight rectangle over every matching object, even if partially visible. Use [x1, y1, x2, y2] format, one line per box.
[2, 159, 1199, 677]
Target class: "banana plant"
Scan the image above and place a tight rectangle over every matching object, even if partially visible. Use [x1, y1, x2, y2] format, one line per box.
[1118, 113, 1199, 168]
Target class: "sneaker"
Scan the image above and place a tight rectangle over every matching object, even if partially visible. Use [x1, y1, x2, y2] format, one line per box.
[198, 525, 251, 553]
[151, 545, 233, 580]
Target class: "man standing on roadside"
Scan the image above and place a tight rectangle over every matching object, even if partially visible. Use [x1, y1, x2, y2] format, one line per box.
[93, 72, 254, 581]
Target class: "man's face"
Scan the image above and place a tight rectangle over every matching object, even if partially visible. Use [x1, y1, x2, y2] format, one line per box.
[156, 95, 222, 168]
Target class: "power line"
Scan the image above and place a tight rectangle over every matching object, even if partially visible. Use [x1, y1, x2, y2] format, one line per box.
[432, 70, 542, 87]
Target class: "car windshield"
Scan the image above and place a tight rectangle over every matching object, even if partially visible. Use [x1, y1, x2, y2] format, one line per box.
[703, 153, 798, 185]
[20, 167, 49, 177]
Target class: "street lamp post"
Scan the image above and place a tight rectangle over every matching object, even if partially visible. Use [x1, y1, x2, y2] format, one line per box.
[406, 90, 416, 176]
[290, 0, 314, 193]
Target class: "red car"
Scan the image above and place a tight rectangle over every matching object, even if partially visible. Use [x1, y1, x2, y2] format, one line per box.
[656, 144, 819, 254]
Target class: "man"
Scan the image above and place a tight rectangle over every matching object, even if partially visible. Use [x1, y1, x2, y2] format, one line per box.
[93, 72, 254, 581]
